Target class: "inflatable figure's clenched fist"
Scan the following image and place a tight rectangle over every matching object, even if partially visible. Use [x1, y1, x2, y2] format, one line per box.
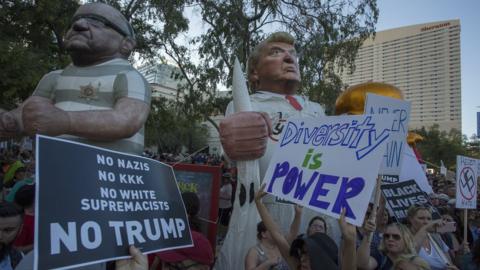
[220, 111, 272, 161]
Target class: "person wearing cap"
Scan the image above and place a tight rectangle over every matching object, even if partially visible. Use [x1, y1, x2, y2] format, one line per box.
[430, 194, 440, 207]
[437, 194, 450, 207]
[0, 2, 150, 154]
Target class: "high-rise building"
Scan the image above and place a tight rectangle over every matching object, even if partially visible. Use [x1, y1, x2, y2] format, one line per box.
[137, 63, 229, 155]
[477, 112, 480, 138]
[137, 64, 186, 100]
[338, 20, 461, 132]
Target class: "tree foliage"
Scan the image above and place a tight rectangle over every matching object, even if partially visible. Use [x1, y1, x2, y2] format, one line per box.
[414, 125, 475, 169]
[1, 0, 379, 148]
[190, 0, 379, 115]
[146, 97, 208, 154]
[0, 0, 77, 109]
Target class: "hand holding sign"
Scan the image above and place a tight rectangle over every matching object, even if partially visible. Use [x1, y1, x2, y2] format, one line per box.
[255, 183, 268, 203]
[115, 246, 148, 270]
[339, 208, 356, 242]
[362, 218, 376, 234]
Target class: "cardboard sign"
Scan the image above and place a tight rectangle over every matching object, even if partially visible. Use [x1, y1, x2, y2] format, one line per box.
[365, 93, 411, 182]
[263, 114, 394, 226]
[381, 179, 430, 222]
[35, 136, 192, 270]
[456, 155, 479, 209]
[172, 163, 221, 250]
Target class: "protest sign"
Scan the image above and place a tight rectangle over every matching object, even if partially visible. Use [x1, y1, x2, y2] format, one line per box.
[381, 179, 430, 222]
[456, 155, 478, 209]
[35, 135, 192, 270]
[399, 146, 433, 194]
[263, 114, 394, 226]
[172, 163, 221, 250]
[364, 93, 411, 183]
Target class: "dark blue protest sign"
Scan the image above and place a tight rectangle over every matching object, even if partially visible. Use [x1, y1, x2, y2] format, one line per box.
[381, 179, 436, 222]
[34, 135, 192, 270]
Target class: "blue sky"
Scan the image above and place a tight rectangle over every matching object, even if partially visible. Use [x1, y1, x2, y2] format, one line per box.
[376, 0, 479, 137]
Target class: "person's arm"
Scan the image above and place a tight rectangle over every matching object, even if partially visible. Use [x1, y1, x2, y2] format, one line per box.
[22, 96, 149, 140]
[255, 184, 297, 269]
[356, 219, 378, 270]
[412, 219, 444, 251]
[375, 195, 386, 229]
[245, 246, 279, 270]
[287, 204, 302, 244]
[339, 208, 358, 270]
[115, 246, 148, 270]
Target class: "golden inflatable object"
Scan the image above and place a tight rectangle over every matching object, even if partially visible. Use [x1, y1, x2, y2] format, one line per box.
[407, 132, 424, 147]
[335, 82, 404, 115]
[334, 81, 425, 149]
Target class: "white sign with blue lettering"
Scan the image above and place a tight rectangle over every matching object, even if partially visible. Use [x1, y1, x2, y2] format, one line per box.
[364, 94, 411, 181]
[263, 114, 395, 226]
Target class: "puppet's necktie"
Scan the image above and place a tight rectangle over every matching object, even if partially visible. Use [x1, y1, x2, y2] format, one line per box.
[285, 95, 303, 111]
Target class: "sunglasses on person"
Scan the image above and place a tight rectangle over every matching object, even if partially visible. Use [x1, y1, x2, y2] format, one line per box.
[383, 233, 401, 241]
[70, 14, 130, 37]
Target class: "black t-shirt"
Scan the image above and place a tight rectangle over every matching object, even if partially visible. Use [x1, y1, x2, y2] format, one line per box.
[372, 252, 393, 270]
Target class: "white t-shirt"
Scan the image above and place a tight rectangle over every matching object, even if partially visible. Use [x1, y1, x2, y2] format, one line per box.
[219, 183, 233, 209]
[418, 236, 450, 270]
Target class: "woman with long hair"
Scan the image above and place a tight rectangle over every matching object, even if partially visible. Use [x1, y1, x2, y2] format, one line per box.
[407, 205, 458, 270]
[245, 221, 289, 270]
[357, 222, 416, 269]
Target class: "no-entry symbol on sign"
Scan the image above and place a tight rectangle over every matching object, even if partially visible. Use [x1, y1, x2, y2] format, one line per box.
[459, 166, 476, 200]
[456, 155, 478, 209]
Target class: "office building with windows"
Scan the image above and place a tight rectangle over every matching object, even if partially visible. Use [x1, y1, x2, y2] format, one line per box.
[338, 20, 461, 131]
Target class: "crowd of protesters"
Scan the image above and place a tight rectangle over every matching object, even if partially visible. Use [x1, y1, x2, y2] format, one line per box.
[142, 150, 225, 167]
[3, 141, 480, 270]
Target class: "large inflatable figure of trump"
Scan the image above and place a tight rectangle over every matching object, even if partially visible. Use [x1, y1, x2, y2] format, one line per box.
[0, 3, 150, 154]
[216, 32, 338, 269]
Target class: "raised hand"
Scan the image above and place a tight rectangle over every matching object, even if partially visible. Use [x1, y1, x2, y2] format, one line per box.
[255, 183, 268, 203]
[339, 208, 356, 242]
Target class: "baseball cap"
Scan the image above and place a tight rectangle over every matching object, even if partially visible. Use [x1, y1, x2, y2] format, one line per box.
[438, 193, 450, 202]
[155, 231, 214, 266]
